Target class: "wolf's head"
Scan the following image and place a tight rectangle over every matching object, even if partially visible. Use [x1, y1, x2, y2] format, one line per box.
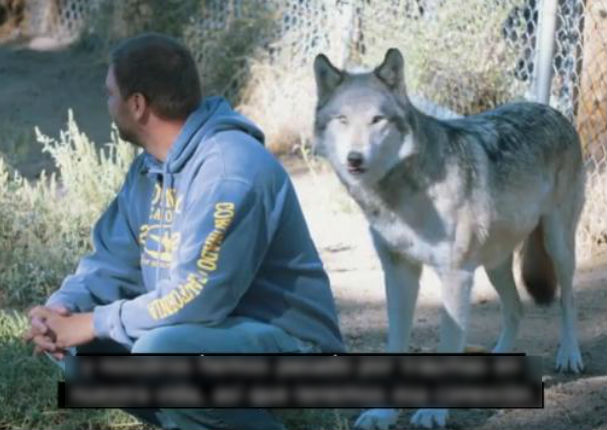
[313, 48, 417, 184]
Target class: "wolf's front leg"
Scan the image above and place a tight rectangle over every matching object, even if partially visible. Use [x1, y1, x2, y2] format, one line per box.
[410, 269, 474, 429]
[436, 269, 474, 352]
[355, 230, 422, 430]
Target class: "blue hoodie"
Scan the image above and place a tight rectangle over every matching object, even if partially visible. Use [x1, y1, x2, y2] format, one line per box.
[46, 97, 344, 352]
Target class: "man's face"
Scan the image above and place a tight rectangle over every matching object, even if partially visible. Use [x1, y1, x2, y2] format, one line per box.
[105, 65, 142, 147]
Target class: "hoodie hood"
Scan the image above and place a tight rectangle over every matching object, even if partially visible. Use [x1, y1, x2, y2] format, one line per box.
[144, 96, 265, 174]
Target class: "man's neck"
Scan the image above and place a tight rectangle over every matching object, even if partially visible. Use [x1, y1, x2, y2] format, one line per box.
[143, 119, 187, 162]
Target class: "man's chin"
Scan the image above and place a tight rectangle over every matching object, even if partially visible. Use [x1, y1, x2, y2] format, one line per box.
[118, 130, 142, 148]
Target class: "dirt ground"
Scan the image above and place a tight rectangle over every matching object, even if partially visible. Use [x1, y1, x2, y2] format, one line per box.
[0, 43, 110, 177]
[1, 43, 605, 429]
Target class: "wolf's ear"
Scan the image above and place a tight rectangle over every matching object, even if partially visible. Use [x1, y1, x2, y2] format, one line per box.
[314, 54, 343, 101]
[374, 48, 406, 92]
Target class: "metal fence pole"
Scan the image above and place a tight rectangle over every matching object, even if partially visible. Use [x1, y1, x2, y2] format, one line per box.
[339, 0, 356, 68]
[533, 0, 559, 103]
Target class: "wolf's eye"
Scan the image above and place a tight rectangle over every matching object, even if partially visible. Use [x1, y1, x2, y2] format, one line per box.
[334, 115, 348, 125]
[371, 115, 386, 124]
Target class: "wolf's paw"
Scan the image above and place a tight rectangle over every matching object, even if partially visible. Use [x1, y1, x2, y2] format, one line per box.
[410, 409, 448, 428]
[354, 408, 399, 430]
[555, 342, 584, 373]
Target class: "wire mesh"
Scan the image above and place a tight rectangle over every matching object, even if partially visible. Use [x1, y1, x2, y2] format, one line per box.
[9, 0, 607, 261]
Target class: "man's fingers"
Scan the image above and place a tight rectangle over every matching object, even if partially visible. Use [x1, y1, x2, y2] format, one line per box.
[33, 346, 66, 361]
[31, 317, 48, 335]
[33, 345, 43, 356]
[43, 314, 59, 334]
[51, 351, 65, 360]
[29, 306, 52, 322]
[48, 305, 70, 316]
[29, 305, 68, 319]
[23, 328, 40, 342]
[32, 334, 56, 352]
[28, 305, 45, 319]
[55, 339, 67, 350]
[24, 316, 51, 343]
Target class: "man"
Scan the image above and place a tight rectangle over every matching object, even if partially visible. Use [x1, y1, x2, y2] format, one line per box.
[24, 32, 344, 430]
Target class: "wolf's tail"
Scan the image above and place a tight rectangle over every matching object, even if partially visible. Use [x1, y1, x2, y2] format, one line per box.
[521, 224, 557, 305]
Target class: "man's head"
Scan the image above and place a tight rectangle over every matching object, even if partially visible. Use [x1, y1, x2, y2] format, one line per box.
[105, 33, 202, 147]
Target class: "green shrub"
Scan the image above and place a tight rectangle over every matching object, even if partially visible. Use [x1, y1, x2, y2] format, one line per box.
[0, 111, 136, 310]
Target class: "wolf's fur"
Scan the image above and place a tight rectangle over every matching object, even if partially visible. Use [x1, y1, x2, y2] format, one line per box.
[313, 49, 585, 429]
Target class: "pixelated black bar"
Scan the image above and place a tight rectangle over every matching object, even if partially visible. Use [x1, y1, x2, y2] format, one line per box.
[59, 354, 544, 408]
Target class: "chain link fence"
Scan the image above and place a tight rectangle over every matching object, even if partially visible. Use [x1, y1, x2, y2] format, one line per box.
[2, 0, 605, 262]
[10, 0, 98, 44]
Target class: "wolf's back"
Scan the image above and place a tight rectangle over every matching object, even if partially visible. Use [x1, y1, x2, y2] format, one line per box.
[445, 102, 583, 305]
[444, 102, 581, 170]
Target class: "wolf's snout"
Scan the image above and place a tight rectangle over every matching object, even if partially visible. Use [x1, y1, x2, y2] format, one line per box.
[347, 151, 366, 174]
[347, 151, 364, 168]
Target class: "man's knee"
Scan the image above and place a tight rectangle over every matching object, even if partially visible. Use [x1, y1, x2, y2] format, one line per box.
[132, 326, 185, 353]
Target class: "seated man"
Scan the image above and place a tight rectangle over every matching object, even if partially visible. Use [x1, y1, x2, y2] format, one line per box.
[25, 32, 344, 430]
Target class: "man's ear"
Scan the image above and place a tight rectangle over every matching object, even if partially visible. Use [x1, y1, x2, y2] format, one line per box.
[374, 48, 406, 94]
[314, 54, 343, 103]
[128, 93, 148, 121]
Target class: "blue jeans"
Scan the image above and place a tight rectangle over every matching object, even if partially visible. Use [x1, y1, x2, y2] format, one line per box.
[55, 316, 319, 429]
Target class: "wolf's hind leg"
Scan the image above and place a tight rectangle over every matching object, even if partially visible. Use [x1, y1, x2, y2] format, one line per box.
[541, 213, 584, 373]
[485, 254, 523, 353]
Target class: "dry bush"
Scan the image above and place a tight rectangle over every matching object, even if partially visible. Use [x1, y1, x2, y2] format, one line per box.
[356, 0, 524, 115]
[237, 50, 317, 154]
[0, 0, 24, 40]
[577, 167, 607, 262]
[0, 111, 136, 309]
[183, 3, 280, 102]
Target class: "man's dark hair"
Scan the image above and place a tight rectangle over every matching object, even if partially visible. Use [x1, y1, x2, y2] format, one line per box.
[111, 33, 202, 120]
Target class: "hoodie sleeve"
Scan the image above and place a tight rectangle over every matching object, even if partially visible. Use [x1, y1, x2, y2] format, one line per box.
[45, 178, 143, 312]
[92, 178, 272, 348]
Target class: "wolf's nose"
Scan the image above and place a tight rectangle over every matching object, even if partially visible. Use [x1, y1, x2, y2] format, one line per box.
[347, 151, 364, 168]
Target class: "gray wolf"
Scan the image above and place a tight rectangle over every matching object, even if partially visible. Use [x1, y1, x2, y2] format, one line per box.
[313, 48, 585, 429]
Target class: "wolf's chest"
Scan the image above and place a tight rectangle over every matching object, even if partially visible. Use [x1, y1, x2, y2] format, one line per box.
[362, 200, 453, 267]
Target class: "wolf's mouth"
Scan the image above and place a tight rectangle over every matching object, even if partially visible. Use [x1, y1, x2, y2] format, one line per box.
[347, 166, 366, 174]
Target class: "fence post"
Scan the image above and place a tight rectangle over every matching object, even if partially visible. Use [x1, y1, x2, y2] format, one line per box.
[338, 0, 356, 68]
[533, 0, 559, 103]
